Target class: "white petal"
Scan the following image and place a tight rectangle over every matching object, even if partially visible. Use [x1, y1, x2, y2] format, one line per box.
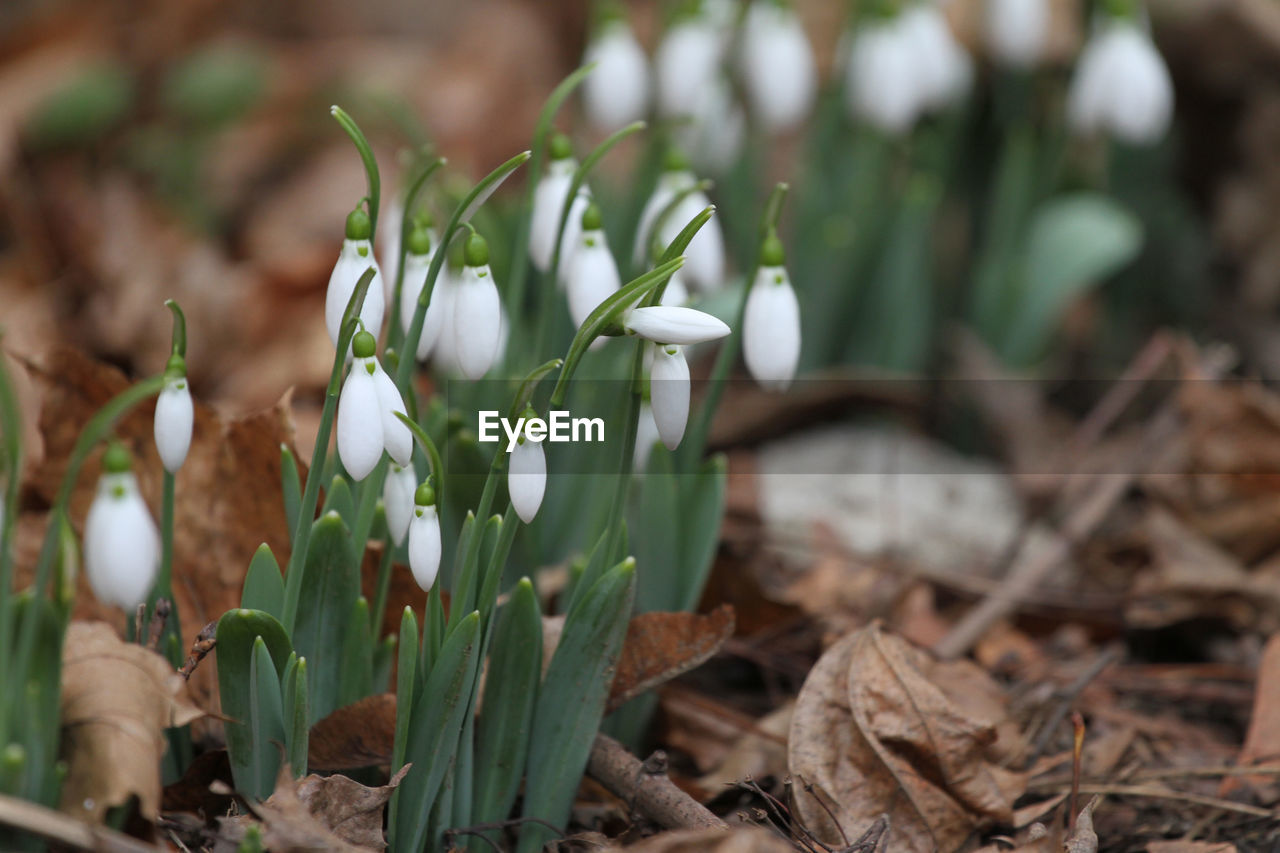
[584, 23, 651, 132]
[325, 240, 386, 350]
[430, 271, 463, 375]
[154, 380, 193, 473]
[508, 438, 547, 524]
[633, 402, 662, 471]
[453, 265, 503, 379]
[337, 362, 383, 481]
[529, 161, 576, 272]
[400, 251, 447, 362]
[378, 198, 404, 299]
[651, 184, 724, 293]
[567, 231, 622, 329]
[986, 0, 1049, 68]
[383, 465, 417, 546]
[740, 2, 816, 131]
[846, 23, 921, 135]
[372, 365, 413, 467]
[660, 272, 690, 307]
[84, 473, 159, 611]
[625, 305, 730, 345]
[744, 266, 802, 391]
[633, 174, 683, 267]
[900, 6, 972, 110]
[655, 22, 722, 119]
[1105, 27, 1173, 144]
[649, 345, 690, 450]
[408, 505, 441, 592]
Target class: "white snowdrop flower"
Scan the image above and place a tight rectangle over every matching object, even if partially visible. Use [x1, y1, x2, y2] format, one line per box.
[430, 266, 463, 375]
[583, 13, 650, 132]
[383, 463, 417, 546]
[84, 444, 159, 611]
[337, 331, 412, 481]
[677, 75, 747, 176]
[452, 233, 503, 380]
[985, 0, 1050, 68]
[408, 483, 441, 592]
[625, 305, 730, 345]
[661, 272, 690, 307]
[566, 203, 621, 330]
[378, 196, 404, 301]
[633, 402, 662, 471]
[844, 18, 922, 135]
[398, 220, 445, 362]
[739, 0, 817, 131]
[743, 233, 801, 391]
[1067, 17, 1173, 146]
[153, 355, 193, 474]
[649, 344, 691, 450]
[900, 3, 972, 111]
[655, 17, 723, 120]
[508, 425, 547, 524]
[325, 206, 386, 352]
[634, 153, 725, 292]
[530, 135, 589, 276]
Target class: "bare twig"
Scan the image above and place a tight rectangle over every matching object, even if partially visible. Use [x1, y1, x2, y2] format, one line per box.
[147, 597, 171, 652]
[179, 621, 217, 680]
[587, 733, 727, 831]
[1045, 784, 1274, 819]
[0, 793, 158, 852]
[1029, 645, 1121, 764]
[1069, 712, 1085, 835]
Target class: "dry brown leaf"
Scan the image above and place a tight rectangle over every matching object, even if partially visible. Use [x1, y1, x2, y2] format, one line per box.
[788, 623, 1025, 852]
[618, 827, 793, 852]
[1146, 843, 1238, 853]
[308, 693, 397, 772]
[607, 606, 736, 714]
[58, 621, 203, 823]
[1222, 633, 1280, 798]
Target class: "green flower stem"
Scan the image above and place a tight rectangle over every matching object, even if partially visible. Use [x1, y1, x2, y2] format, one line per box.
[281, 267, 376, 633]
[154, 471, 176, 640]
[682, 183, 789, 465]
[331, 106, 381, 240]
[386, 155, 447, 354]
[370, 532, 396, 641]
[164, 299, 186, 357]
[392, 412, 445, 493]
[395, 151, 532, 395]
[0, 343, 25, 744]
[505, 64, 597, 358]
[598, 342, 645, 582]
[448, 461, 501, 627]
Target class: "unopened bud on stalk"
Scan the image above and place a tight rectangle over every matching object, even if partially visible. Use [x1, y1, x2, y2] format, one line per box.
[336, 330, 412, 481]
[84, 443, 159, 611]
[326, 204, 386, 352]
[508, 417, 547, 524]
[743, 231, 801, 391]
[408, 483, 441, 592]
[154, 353, 193, 473]
[530, 134, 590, 277]
[649, 344, 691, 450]
[453, 232, 504, 379]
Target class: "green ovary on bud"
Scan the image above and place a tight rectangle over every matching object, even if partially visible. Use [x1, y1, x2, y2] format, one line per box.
[661, 146, 691, 173]
[759, 229, 785, 267]
[581, 202, 604, 231]
[464, 232, 490, 268]
[414, 482, 436, 508]
[102, 441, 133, 474]
[345, 205, 372, 241]
[352, 330, 377, 359]
[164, 353, 187, 382]
[548, 132, 573, 161]
[406, 221, 434, 256]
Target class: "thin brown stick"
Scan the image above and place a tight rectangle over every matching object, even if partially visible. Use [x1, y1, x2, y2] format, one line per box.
[587, 733, 727, 831]
[1046, 784, 1274, 819]
[179, 621, 217, 680]
[0, 793, 159, 852]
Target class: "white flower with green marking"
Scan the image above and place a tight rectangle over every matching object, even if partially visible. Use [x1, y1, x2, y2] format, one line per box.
[453, 233, 504, 379]
[325, 205, 385, 351]
[153, 355, 193, 473]
[85, 444, 159, 611]
[337, 330, 412, 481]
[744, 231, 801, 391]
[408, 483, 441, 592]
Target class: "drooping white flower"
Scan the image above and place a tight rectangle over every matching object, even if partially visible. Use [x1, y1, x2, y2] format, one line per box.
[379, 196, 404, 301]
[634, 155, 725, 292]
[676, 75, 747, 176]
[399, 221, 446, 362]
[84, 445, 159, 611]
[1067, 17, 1173, 146]
[408, 484, 441, 592]
[743, 235, 801, 391]
[337, 331, 412, 481]
[900, 3, 972, 111]
[153, 356, 193, 473]
[655, 17, 723, 120]
[844, 18, 922, 135]
[649, 344, 690, 450]
[566, 204, 621, 330]
[530, 136, 590, 276]
[625, 305, 730, 345]
[634, 402, 662, 471]
[326, 207, 386, 351]
[739, 0, 817, 131]
[452, 233, 503, 379]
[661, 272, 690, 307]
[583, 16, 650, 132]
[985, 0, 1050, 68]
[429, 266, 463, 375]
[508, 429, 547, 524]
[383, 463, 417, 546]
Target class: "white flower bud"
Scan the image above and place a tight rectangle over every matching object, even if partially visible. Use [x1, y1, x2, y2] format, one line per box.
[383, 464, 417, 546]
[625, 305, 730, 346]
[452, 262, 503, 380]
[649, 344, 690, 451]
[429, 268, 462, 375]
[985, 0, 1050, 68]
[739, 1, 817, 132]
[154, 376, 193, 473]
[325, 239, 386, 350]
[508, 434, 547, 524]
[900, 4, 972, 111]
[530, 159, 589, 275]
[635, 170, 725, 292]
[85, 468, 159, 611]
[408, 500, 441, 592]
[336, 359, 383, 481]
[400, 249, 446, 362]
[744, 265, 801, 391]
[567, 228, 621, 330]
[845, 19, 922, 135]
[584, 21, 650, 132]
[655, 20, 722, 120]
[1067, 19, 1173, 146]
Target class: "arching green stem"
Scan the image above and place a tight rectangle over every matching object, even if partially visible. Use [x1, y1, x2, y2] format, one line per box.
[386, 154, 447, 353]
[331, 106, 382, 240]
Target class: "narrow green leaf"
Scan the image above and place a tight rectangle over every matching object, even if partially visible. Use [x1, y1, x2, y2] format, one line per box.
[387, 608, 419, 852]
[216, 609, 292, 798]
[241, 543, 284, 617]
[676, 454, 727, 613]
[337, 597, 374, 709]
[321, 475, 356, 526]
[280, 445, 302, 542]
[287, 659, 309, 779]
[292, 511, 359, 722]
[248, 637, 286, 799]
[373, 633, 395, 695]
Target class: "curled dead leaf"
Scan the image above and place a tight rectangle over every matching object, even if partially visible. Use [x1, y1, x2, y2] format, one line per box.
[58, 621, 204, 823]
[788, 623, 1025, 852]
[607, 606, 736, 714]
[308, 693, 397, 772]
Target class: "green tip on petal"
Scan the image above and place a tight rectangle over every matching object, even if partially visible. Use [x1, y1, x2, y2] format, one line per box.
[345, 206, 372, 240]
[464, 232, 490, 268]
[760, 230, 785, 267]
[661, 147, 690, 173]
[407, 221, 433, 255]
[352, 330, 377, 359]
[549, 133, 573, 161]
[581, 202, 604, 231]
[103, 442, 132, 474]
[414, 482, 436, 507]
